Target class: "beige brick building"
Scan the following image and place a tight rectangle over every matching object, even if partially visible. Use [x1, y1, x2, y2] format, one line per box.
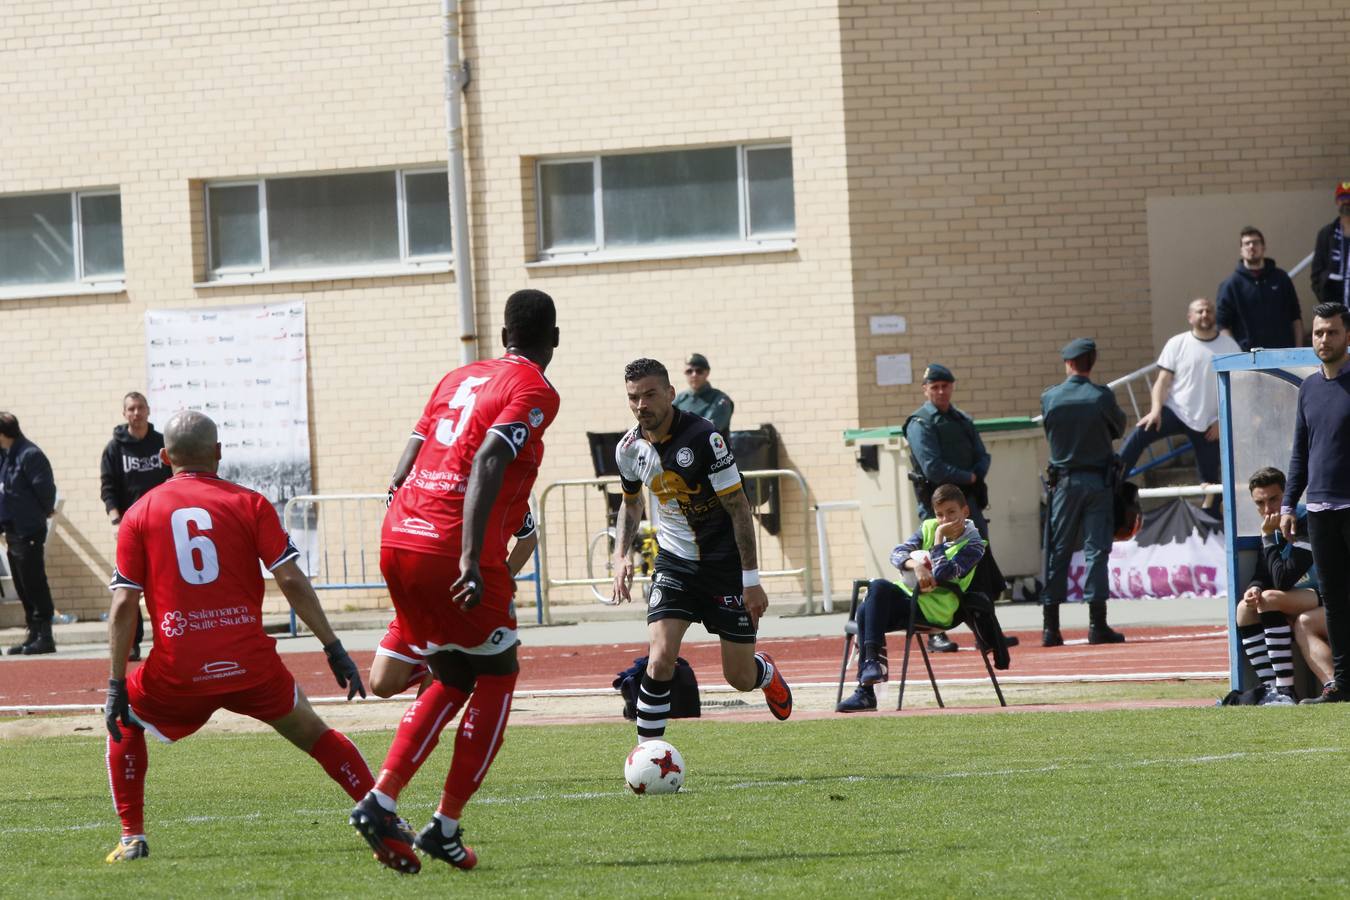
[1, 0, 1346, 622]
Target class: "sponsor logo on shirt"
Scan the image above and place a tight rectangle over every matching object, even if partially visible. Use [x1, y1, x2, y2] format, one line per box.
[407, 468, 465, 494]
[161, 610, 187, 637]
[182, 606, 260, 632]
[651, 471, 702, 506]
[710, 432, 729, 460]
[192, 660, 247, 683]
[676, 447, 694, 468]
[393, 516, 441, 539]
[529, 407, 544, 428]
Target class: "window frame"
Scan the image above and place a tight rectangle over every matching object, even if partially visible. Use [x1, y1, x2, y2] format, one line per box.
[0, 187, 126, 300]
[202, 167, 453, 284]
[534, 142, 795, 264]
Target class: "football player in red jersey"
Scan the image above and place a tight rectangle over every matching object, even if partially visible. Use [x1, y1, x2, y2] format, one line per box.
[103, 410, 373, 863]
[350, 290, 560, 875]
[367, 515, 538, 699]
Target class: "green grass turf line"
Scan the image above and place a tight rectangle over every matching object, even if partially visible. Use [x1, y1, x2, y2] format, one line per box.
[3, 709, 1349, 897]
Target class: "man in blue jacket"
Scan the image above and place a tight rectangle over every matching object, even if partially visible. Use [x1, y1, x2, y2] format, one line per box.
[1282, 302, 1350, 703]
[0, 413, 59, 655]
[1216, 226, 1303, 351]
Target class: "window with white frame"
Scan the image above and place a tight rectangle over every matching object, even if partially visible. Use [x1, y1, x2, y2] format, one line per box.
[536, 144, 794, 260]
[0, 189, 124, 291]
[205, 169, 451, 280]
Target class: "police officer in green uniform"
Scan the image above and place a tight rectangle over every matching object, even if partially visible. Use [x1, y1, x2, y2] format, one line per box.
[1040, 338, 1127, 647]
[673, 353, 734, 436]
[903, 363, 1003, 652]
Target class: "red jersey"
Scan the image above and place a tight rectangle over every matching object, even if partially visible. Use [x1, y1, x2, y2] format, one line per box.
[383, 354, 559, 565]
[111, 471, 299, 694]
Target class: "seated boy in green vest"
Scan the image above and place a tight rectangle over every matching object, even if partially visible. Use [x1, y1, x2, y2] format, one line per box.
[837, 483, 986, 713]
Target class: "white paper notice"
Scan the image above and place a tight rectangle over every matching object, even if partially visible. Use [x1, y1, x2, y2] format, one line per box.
[869, 315, 907, 335]
[876, 353, 912, 386]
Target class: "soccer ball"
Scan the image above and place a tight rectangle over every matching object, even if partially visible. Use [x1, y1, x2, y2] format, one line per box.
[624, 740, 685, 795]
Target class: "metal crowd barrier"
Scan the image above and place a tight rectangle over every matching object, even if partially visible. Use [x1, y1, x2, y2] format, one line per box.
[536, 468, 812, 624]
[280, 492, 544, 636]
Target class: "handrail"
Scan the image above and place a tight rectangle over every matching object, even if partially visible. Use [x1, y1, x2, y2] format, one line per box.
[1288, 250, 1314, 279]
[813, 500, 859, 614]
[536, 468, 814, 623]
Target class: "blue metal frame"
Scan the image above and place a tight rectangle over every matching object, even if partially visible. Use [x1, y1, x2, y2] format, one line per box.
[1214, 348, 1316, 691]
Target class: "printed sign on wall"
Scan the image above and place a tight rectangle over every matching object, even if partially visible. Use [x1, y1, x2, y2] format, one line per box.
[145, 301, 311, 511]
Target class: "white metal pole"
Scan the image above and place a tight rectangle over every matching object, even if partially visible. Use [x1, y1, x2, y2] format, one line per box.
[442, 0, 477, 364]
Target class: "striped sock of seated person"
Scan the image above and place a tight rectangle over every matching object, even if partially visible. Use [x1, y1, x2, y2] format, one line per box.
[1238, 622, 1277, 691]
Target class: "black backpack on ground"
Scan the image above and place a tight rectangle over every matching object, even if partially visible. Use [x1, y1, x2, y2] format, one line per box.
[613, 655, 701, 720]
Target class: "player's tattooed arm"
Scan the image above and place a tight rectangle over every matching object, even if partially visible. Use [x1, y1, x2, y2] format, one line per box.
[611, 492, 644, 604]
[718, 487, 759, 570]
[719, 487, 768, 622]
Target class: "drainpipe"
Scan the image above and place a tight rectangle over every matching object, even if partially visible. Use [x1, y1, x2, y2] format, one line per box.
[441, 0, 477, 364]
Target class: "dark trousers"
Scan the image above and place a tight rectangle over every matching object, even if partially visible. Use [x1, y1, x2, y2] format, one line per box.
[6, 532, 53, 631]
[1308, 509, 1350, 688]
[857, 578, 938, 655]
[1118, 406, 1220, 483]
[1044, 471, 1113, 605]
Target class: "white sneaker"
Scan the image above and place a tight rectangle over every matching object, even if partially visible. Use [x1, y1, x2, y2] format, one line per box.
[1257, 686, 1296, 706]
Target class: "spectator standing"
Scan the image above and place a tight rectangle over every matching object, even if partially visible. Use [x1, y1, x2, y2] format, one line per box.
[1040, 339, 1127, 647]
[0, 412, 58, 655]
[1311, 181, 1350, 306]
[1282, 302, 1350, 704]
[673, 352, 734, 435]
[1118, 298, 1241, 493]
[100, 391, 171, 661]
[902, 363, 1005, 653]
[1216, 227, 1303, 350]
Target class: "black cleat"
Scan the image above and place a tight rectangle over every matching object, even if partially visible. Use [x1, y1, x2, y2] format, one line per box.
[927, 632, 959, 653]
[350, 793, 421, 874]
[1300, 683, 1350, 705]
[415, 820, 478, 870]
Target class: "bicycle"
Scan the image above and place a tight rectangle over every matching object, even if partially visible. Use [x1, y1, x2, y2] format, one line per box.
[587, 519, 658, 604]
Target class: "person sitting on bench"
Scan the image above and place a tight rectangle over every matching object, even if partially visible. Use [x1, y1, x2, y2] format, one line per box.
[837, 483, 986, 713]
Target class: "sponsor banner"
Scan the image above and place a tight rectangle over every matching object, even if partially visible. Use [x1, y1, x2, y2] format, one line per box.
[146, 301, 314, 570]
[1067, 532, 1226, 601]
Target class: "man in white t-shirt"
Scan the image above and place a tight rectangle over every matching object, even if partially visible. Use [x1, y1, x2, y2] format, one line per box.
[1118, 297, 1241, 494]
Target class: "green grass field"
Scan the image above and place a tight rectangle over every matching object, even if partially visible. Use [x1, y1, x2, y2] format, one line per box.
[5, 708, 1349, 897]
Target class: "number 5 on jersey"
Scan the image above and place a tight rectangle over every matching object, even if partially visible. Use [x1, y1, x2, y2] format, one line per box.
[435, 376, 491, 447]
[171, 507, 220, 585]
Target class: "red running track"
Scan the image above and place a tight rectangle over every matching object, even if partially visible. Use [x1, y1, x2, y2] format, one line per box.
[0, 626, 1228, 710]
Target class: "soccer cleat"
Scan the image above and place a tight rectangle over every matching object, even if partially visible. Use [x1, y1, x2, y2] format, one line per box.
[105, 837, 149, 863]
[756, 651, 793, 720]
[835, 684, 877, 713]
[927, 632, 959, 653]
[350, 793, 421, 874]
[1300, 683, 1350, 705]
[415, 820, 478, 870]
[1087, 626, 1126, 645]
[857, 657, 887, 686]
[1041, 628, 1063, 648]
[1257, 686, 1297, 707]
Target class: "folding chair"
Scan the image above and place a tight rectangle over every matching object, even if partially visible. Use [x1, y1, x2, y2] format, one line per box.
[836, 578, 1007, 711]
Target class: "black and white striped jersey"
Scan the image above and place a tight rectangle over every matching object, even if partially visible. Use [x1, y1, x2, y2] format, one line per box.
[616, 409, 743, 563]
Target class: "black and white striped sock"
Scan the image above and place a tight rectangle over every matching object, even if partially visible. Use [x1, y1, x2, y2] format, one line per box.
[1238, 622, 1276, 688]
[636, 672, 673, 740]
[1260, 611, 1295, 690]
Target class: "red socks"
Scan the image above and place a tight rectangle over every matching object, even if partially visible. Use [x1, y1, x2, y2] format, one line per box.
[308, 729, 375, 801]
[106, 727, 147, 837]
[438, 672, 516, 819]
[374, 680, 469, 801]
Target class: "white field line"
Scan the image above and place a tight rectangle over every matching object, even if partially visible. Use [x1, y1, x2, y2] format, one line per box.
[0, 669, 1232, 716]
[6, 747, 1339, 836]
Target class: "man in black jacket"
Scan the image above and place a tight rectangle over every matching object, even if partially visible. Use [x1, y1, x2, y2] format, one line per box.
[100, 392, 170, 660]
[1311, 181, 1350, 306]
[0, 412, 58, 655]
[1216, 226, 1303, 351]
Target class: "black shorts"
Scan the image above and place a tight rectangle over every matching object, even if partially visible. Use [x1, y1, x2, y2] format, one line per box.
[646, 553, 756, 644]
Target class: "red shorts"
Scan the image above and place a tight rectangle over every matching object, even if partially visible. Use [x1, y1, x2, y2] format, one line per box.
[376, 616, 425, 666]
[380, 546, 517, 656]
[127, 657, 298, 743]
